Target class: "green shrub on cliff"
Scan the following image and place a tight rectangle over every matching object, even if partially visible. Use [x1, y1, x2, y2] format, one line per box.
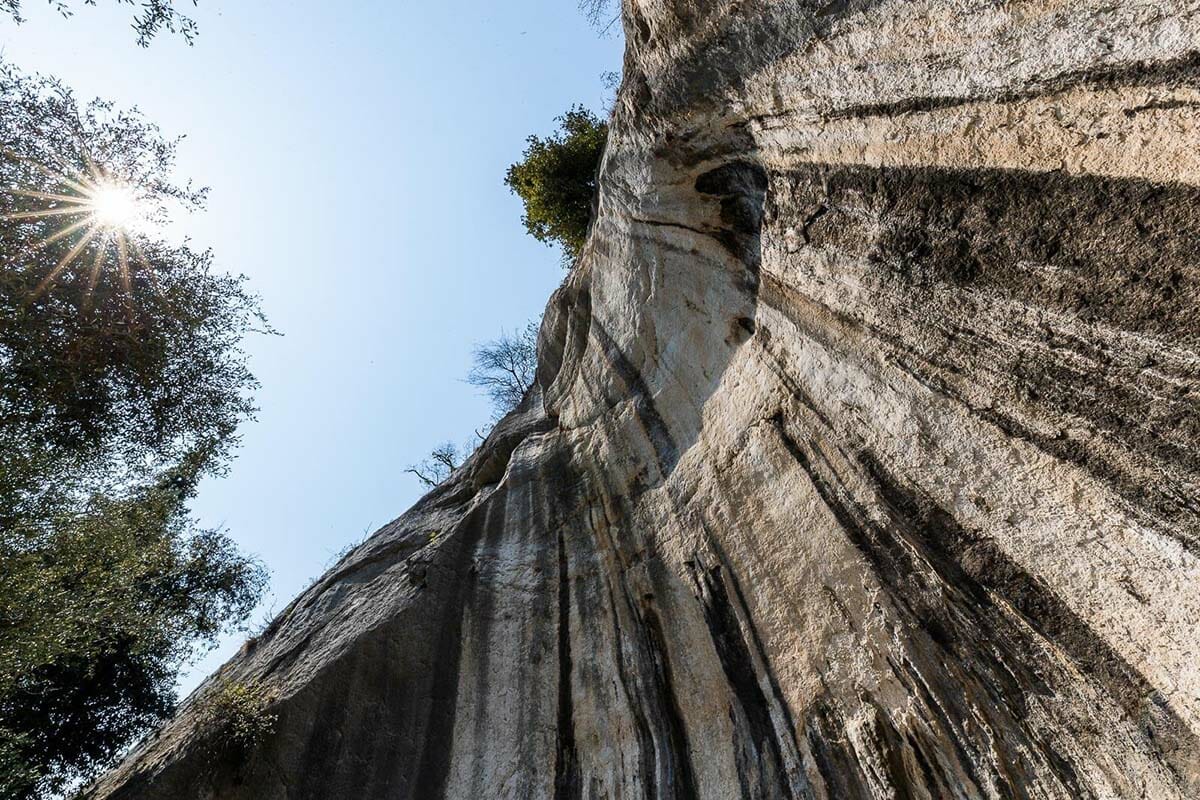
[196, 680, 278, 758]
[505, 106, 607, 263]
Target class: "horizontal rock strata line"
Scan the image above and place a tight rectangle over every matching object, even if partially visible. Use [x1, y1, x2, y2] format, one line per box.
[754, 84, 1200, 185]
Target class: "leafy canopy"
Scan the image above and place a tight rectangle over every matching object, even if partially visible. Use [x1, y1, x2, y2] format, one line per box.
[0, 0, 199, 45]
[0, 63, 260, 515]
[0, 63, 266, 799]
[0, 464, 266, 798]
[504, 106, 607, 263]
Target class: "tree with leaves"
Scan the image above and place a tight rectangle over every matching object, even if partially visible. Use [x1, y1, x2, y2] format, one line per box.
[1, 460, 266, 798]
[504, 107, 607, 263]
[1, 0, 198, 45]
[0, 63, 266, 799]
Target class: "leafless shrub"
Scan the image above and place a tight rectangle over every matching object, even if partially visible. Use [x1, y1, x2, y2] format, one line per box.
[405, 442, 462, 488]
[467, 321, 538, 418]
[579, 0, 619, 34]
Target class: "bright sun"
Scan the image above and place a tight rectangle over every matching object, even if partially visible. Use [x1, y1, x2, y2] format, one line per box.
[1, 160, 159, 306]
[87, 183, 142, 230]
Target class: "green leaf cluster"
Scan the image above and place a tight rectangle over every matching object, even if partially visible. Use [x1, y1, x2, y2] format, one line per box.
[504, 106, 607, 264]
[195, 680, 277, 759]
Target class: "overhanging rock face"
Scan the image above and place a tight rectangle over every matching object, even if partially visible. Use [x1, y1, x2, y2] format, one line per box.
[90, 1, 1200, 797]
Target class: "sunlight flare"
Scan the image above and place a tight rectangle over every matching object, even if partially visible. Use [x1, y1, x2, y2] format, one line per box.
[88, 183, 142, 230]
[2, 154, 157, 306]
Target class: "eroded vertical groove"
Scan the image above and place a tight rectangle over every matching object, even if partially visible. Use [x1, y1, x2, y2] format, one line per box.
[411, 496, 500, 800]
[603, 571, 659, 800]
[641, 608, 700, 799]
[687, 559, 796, 800]
[769, 410, 1198, 795]
[554, 528, 581, 800]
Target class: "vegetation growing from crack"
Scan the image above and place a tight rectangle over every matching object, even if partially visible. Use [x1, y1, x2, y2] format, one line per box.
[405, 441, 465, 489]
[405, 101, 607, 492]
[195, 680, 278, 760]
[405, 320, 540, 489]
[468, 321, 539, 417]
[505, 106, 607, 264]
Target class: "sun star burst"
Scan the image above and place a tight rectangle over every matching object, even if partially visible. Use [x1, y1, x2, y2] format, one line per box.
[88, 183, 142, 230]
[2, 152, 157, 310]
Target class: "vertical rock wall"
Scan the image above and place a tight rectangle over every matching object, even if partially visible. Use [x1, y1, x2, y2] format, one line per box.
[89, 1, 1200, 797]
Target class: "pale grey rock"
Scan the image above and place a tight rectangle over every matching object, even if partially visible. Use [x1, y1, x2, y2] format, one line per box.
[87, 0, 1200, 797]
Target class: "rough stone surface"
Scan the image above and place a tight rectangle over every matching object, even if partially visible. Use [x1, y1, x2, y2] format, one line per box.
[88, 1, 1200, 797]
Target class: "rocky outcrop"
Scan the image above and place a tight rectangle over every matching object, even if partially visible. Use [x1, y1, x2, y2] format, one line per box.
[88, 1, 1200, 797]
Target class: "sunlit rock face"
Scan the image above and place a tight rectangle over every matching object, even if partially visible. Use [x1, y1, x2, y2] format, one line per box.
[89, 1, 1200, 798]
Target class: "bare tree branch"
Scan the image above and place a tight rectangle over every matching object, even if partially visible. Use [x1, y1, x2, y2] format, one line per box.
[406, 319, 539, 491]
[403, 464, 439, 489]
[467, 320, 539, 419]
[430, 443, 458, 472]
[578, 0, 619, 32]
[405, 441, 464, 489]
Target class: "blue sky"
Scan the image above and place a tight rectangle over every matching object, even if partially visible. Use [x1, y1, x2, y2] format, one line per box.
[2, 0, 623, 694]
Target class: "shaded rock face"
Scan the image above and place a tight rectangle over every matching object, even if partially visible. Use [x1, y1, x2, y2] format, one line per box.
[90, 1, 1200, 798]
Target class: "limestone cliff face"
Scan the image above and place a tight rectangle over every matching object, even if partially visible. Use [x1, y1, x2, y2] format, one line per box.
[89, 1, 1200, 798]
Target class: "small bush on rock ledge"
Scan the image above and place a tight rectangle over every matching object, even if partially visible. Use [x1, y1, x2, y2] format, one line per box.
[196, 680, 278, 759]
[505, 106, 607, 263]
